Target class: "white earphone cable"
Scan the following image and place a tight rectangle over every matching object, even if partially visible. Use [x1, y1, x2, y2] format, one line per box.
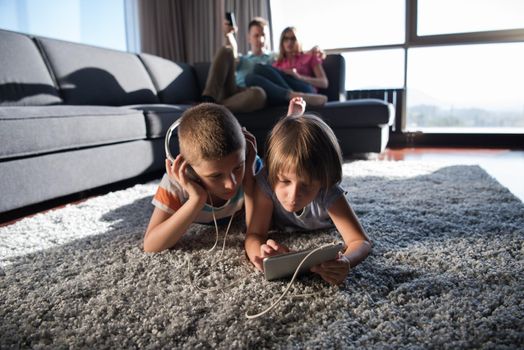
[245, 243, 339, 319]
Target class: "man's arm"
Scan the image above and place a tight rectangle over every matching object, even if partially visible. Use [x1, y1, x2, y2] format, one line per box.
[224, 21, 239, 59]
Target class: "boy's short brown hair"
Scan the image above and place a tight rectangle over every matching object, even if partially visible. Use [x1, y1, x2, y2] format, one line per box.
[265, 113, 342, 189]
[178, 103, 245, 165]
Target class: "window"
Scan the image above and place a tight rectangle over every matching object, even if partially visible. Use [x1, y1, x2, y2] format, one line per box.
[407, 43, 524, 132]
[418, 0, 524, 36]
[0, 0, 128, 51]
[270, 0, 405, 50]
[343, 49, 404, 90]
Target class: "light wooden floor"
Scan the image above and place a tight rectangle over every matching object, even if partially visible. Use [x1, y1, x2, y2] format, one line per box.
[377, 148, 524, 202]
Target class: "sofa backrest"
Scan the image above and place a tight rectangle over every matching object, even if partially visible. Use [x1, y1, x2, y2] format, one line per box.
[139, 53, 200, 104]
[0, 29, 63, 106]
[36, 37, 159, 106]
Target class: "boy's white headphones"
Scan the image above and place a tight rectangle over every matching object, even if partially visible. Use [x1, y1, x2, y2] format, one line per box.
[164, 119, 181, 162]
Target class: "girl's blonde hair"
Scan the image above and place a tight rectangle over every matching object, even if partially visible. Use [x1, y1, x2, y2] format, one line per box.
[277, 26, 302, 62]
[265, 114, 342, 190]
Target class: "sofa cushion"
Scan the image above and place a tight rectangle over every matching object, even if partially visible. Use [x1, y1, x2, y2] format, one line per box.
[236, 99, 394, 130]
[128, 104, 192, 138]
[0, 139, 165, 212]
[309, 99, 394, 126]
[36, 37, 159, 106]
[139, 54, 200, 104]
[0, 29, 62, 106]
[0, 106, 147, 160]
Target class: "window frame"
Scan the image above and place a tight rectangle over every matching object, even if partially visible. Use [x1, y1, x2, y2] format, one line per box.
[322, 0, 524, 147]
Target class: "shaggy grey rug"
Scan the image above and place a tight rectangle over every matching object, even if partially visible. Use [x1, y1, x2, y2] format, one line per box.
[1, 161, 522, 349]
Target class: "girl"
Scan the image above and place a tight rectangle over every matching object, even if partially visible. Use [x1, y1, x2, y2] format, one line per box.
[245, 27, 328, 107]
[245, 98, 371, 285]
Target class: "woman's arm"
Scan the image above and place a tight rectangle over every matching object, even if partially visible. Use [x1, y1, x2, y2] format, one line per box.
[299, 63, 328, 89]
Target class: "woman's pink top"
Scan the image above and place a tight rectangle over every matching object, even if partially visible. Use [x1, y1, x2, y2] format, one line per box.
[273, 52, 322, 78]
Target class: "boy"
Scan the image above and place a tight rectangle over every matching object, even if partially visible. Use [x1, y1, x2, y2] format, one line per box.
[143, 103, 258, 252]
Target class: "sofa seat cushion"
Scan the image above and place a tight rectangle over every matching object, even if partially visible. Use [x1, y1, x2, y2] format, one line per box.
[127, 104, 192, 138]
[309, 99, 394, 127]
[0, 29, 63, 106]
[235, 99, 394, 130]
[0, 106, 147, 160]
[36, 37, 159, 106]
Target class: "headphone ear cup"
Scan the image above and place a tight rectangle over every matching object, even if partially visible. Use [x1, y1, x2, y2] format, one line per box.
[165, 119, 182, 162]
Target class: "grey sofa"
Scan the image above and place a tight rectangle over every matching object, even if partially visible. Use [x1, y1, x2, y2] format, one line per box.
[0, 28, 394, 214]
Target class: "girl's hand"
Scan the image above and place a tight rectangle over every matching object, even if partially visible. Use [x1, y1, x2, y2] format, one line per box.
[251, 239, 290, 272]
[260, 239, 290, 257]
[165, 156, 207, 204]
[310, 254, 351, 285]
[287, 97, 306, 116]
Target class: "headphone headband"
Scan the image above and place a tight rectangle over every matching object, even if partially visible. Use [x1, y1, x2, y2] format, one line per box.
[164, 119, 181, 162]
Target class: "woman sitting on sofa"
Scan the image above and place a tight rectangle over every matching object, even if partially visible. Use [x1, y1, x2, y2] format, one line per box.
[245, 26, 328, 107]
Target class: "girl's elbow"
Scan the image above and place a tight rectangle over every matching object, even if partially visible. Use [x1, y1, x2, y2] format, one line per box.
[143, 241, 157, 253]
[363, 239, 373, 254]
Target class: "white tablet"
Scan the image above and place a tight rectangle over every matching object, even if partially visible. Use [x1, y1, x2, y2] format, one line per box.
[263, 242, 344, 281]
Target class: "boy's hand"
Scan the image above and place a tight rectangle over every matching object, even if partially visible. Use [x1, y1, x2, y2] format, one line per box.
[287, 97, 306, 116]
[310, 254, 351, 285]
[165, 156, 207, 204]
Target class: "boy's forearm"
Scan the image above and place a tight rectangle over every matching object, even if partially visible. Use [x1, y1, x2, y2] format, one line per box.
[144, 198, 204, 252]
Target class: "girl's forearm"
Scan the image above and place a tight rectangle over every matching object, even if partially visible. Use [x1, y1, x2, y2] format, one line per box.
[244, 233, 265, 263]
[342, 240, 372, 268]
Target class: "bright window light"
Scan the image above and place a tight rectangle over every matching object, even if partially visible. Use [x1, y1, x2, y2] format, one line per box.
[343, 49, 405, 90]
[270, 0, 405, 50]
[0, 0, 127, 51]
[418, 0, 524, 36]
[407, 43, 524, 130]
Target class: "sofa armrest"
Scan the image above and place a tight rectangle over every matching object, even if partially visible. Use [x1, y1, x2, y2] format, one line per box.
[318, 54, 346, 102]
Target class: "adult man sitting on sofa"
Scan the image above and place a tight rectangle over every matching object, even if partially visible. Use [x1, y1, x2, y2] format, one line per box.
[201, 17, 271, 113]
